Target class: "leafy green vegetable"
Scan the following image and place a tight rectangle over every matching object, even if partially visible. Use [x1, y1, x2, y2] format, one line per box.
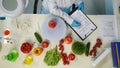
[85, 42, 91, 56]
[44, 46, 61, 66]
[34, 32, 42, 43]
[72, 41, 85, 55]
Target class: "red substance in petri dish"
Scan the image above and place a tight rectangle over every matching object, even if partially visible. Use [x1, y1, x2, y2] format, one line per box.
[4, 29, 10, 36]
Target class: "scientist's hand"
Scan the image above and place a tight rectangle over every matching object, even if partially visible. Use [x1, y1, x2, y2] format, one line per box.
[78, 2, 84, 11]
[71, 20, 81, 27]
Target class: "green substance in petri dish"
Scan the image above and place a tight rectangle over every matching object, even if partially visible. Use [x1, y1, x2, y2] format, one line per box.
[5, 50, 19, 62]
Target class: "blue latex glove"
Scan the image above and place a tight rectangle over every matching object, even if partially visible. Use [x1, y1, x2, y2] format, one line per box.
[71, 20, 81, 27]
[0, 17, 6, 20]
[78, 2, 84, 11]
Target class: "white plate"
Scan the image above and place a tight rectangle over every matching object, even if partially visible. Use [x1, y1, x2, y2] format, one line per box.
[41, 17, 67, 41]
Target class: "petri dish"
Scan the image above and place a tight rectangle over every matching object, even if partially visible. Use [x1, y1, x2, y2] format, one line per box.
[41, 17, 67, 41]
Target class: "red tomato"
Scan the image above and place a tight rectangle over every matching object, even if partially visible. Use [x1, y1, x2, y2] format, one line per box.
[66, 61, 70, 65]
[42, 41, 49, 48]
[60, 39, 64, 44]
[63, 61, 70, 65]
[21, 42, 32, 54]
[96, 38, 101, 43]
[48, 20, 56, 28]
[68, 53, 75, 61]
[64, 36, 73, 44]
[63, 61, 67, 65]
[59, 44, 64, 51]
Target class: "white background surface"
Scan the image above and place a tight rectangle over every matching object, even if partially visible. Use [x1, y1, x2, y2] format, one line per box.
[0, 14, 115, 68]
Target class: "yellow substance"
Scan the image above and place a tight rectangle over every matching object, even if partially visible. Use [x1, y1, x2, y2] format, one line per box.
[23, 55, 33, 65]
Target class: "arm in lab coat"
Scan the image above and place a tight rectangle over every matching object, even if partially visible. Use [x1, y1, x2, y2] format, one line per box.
[48, 0, 74, 25]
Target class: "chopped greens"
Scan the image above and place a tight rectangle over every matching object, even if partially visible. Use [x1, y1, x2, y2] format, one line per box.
[44, 46, 61, 66]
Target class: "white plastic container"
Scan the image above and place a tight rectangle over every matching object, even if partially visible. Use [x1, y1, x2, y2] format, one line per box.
[0, 0, 29, 18]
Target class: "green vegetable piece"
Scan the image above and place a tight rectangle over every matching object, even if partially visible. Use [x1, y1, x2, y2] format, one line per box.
[34, 32, 42, 43]
[44, 46, 61, 66]
[85, 42, 91, 56]
[72, 41, 85, 55]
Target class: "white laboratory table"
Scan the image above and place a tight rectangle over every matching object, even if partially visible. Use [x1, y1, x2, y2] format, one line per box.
[0, 14, 115, 68]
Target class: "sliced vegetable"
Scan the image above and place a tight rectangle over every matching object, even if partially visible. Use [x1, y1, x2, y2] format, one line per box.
[85, 42, 91, 56]
[72, 41, 85, 55]
[89, 38, 102, 57]
[60, 39, 64, 44]
[96, 38, 101, 43]
[42, 41, 49, 48]
[59, 44, 64, 51]
[34, 32, 42, 43]
[64, 35, 73, 44]
[44, 46, 61, 66]
[63, 60, 70, 65]
[33, 47, 43, 56]
[68, 53, 75, 61]
[23, 55, 33, 65]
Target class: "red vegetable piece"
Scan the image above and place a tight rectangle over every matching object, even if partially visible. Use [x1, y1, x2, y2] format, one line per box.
[62, 53, 67, 57]
[60, 39, 64, 44]
[93, 52, 97, 56]
[68, 53, 75, 61]
[64, 35, 73, 44]
[4, 29, 10, 36]
[93, 49, 97, 56]
[96, 44, 101, 48]
[96, 38, 101, 43]
[89, 49, 94, 56]
[96, 42, 102, 48]
[42, 41, 49, 48]
[93, 45, 97, 49]
[66, 61, 70, 65]
[65, 56, 68, 60]
[63, 61, 67, 65]
[59, 45, 64, 51]
[59, 44, 62, 47]
[98, 42, 102, 45]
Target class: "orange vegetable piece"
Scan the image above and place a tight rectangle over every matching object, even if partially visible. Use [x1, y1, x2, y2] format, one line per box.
[33, 47, 43, 56]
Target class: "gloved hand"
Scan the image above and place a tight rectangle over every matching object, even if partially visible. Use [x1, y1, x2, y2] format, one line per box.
[78, 2, 84, 11]
[71, 20, 81, 27]
[0, 17, 5, 20]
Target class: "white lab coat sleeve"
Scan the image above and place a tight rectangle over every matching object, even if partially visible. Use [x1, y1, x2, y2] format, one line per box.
[48, 0, 73, 25]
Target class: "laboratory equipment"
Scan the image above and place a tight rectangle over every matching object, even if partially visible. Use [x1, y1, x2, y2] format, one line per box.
[0, 0, 29, 18]
[92, 48, 111, 67]
[41, 16, 66, 41]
